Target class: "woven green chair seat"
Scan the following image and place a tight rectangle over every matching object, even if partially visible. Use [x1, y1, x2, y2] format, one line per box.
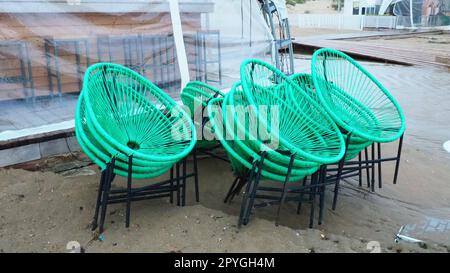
[225, 83, 320, 168]
[240, 59, 346, 165]
[221, 86, 319, 179]
[76, 63, 196, 178]
[76, 96, 176, 179]
[311, 48, 405, 143]
[290, 73, 373, 161]
[207, 98, 319, 182]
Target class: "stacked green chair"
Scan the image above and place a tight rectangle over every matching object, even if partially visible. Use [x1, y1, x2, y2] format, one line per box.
[309, 48, 406, 206]
[208, 92, 321, 228]
[239, 59, 345, 166]
[181, 81, 224, 149]
[180, 81, 225, 202]
[75, 63, 196, 233]
[207, 59, 346, 227]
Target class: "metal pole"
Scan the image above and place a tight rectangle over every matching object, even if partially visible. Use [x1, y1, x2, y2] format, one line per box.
[169, 0, 190, 90]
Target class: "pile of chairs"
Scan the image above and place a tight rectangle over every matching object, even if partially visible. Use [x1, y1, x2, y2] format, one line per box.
[309, 49, 405, 193]
[75, 63, 196, 233]
[76, 48, 405, 233]
[203, 49, 405, 227]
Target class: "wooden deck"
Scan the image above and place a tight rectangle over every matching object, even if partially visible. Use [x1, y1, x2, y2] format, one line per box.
[293, 30, 450, 69]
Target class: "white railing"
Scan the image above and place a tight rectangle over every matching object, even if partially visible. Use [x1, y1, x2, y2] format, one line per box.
[363, 16, 397, 29]
[290, 14, 397, 30]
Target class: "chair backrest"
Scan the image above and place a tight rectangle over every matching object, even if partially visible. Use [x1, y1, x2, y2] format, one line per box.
[239, 59, 345, 165]
[81, 62, 196, 161]
[311, 48, 406, 143]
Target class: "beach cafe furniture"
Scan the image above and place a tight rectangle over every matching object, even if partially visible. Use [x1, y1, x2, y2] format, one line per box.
[309, 48, 406, 208]
[207, 59, 347, 228]
[75, 63, 197, 233]
[180, 81, 228, 201]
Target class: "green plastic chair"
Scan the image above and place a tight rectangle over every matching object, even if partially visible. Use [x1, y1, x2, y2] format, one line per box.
[230, 99, 317, 179]
[76, 63, 197, 178]
[310, 48, 406, 143]
[223, 83, 319, 177]
[76, 63, 197, 234]
[208, 83, 331, 228]
[310, 49, 406, 196]
[240, 59, 346, 165]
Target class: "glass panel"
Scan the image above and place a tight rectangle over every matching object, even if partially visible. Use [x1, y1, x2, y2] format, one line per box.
[179, 0, 273, 90]
[0, 0, 186, 133]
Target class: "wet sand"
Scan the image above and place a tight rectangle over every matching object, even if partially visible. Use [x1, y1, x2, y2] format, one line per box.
[1, 140, 449, 253]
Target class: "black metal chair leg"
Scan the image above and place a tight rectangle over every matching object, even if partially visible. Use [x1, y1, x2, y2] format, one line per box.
[276, 153, 295, 227]
[224, 177, 239, 203]
[309, 171, 319, 228]
[243, 154, 266, 226]
[170, 167, 174, 204]
[176, 162, 181, 207]
[393, 134, 404, 185]
[238, 163, 257, 228]
[125, 156, 133, 228]
[193, 147, 200, 202]
[230, 175, 250, 201]
[358, 152, 363, 187]
[365, 147, 371, 188]
[182, 158, 187, 207]
[318, 165, 327, 225]
[371, 143, 375, 192]
[332, 133, 351, 210]
[92, 169, 106, 231]
[332, 159, 344, 211]
[297, 177, 308, 214]
[99, 158, 115, 234]
[377, 142, 382, 189]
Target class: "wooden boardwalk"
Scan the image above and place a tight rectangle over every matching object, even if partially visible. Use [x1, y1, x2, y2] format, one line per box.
[293, 30, 450, 69]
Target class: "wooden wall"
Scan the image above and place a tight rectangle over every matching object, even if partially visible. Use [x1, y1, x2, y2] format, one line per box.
[0, 12, 201, 101]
